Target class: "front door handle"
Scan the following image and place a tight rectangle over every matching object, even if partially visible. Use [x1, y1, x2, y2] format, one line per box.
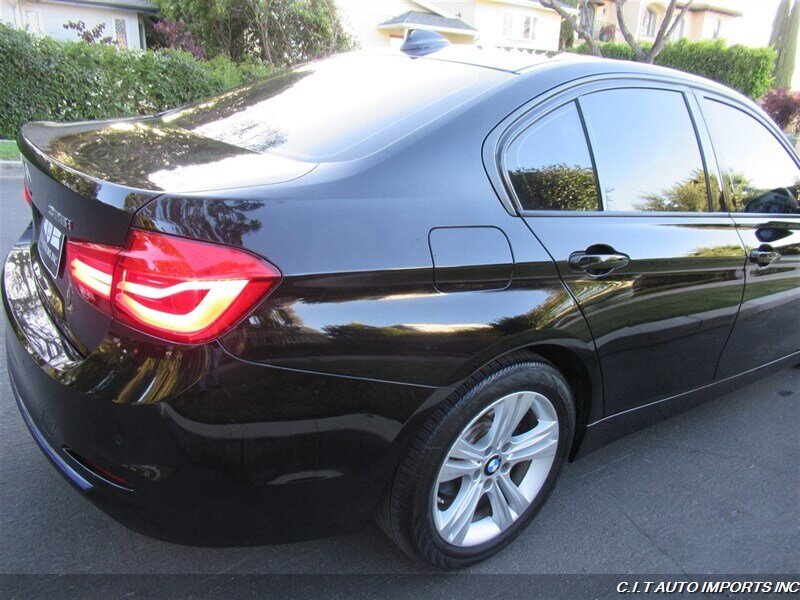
[749, 246, 782, 268]
[568, 251, 630, 275]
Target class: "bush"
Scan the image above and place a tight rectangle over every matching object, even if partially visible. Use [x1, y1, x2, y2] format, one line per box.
[0, 24, 273, 139]
[761, 88, 800, 132]
[570, 38, 776, 100]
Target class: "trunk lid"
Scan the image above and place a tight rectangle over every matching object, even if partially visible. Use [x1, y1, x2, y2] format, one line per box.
[18, 118, 315, 353]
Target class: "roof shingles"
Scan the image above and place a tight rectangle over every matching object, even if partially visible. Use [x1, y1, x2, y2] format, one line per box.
[379, 10, 478, 33]
[57, 0, 159, 14]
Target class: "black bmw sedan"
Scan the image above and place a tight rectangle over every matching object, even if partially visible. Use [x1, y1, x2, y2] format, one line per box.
[5, 33, 800, 569]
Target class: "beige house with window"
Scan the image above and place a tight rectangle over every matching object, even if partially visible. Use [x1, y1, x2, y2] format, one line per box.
[586, 0, 742, 43]
[336, 0, 576, 53]
[0, 0, 156, 49]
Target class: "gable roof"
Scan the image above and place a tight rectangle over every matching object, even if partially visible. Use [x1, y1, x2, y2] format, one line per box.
[50, 0, 159, 14]
[378, 10, 479, 34]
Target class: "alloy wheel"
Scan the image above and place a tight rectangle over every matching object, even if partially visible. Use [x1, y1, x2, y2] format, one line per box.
[432, 391, 559, 547]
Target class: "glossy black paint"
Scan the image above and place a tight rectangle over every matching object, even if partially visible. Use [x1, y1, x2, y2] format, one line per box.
[5, 49, 800, 545]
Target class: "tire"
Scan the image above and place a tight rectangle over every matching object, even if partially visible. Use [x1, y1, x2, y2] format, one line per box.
[377, 352, 575, 569]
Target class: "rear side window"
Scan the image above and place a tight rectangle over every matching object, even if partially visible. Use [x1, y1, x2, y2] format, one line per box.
[580, 88, 710, 212]
[701, 99, 800, 214]
[505, 101, 600, 211]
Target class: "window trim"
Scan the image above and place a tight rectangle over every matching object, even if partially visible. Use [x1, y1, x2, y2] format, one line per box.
[693, 91, 800, 217]
[488, 76, 722, 218]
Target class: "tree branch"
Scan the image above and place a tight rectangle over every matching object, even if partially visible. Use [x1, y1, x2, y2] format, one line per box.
[541, 0, 602, 57]
[646, 0, 694, 62]
[616, 0, 646, 61]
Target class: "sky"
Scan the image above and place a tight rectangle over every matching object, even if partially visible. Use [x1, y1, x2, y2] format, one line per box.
[713, 0, 799, 88]
[727, 0, 781, 46]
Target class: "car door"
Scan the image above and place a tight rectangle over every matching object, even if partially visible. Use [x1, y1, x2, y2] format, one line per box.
[697, 94, 800, 378]
[495, 81, 747, 416]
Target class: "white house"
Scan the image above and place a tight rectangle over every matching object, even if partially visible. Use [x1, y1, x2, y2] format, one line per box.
[0, 0, 157, 49]
[336, 0, 576, 53]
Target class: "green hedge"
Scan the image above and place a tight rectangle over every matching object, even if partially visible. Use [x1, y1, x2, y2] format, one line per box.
[570, 39, 776, 100]
[0, 24, 273, 139]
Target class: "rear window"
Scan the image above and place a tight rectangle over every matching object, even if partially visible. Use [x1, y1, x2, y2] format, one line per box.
[161, 53, 500, 162]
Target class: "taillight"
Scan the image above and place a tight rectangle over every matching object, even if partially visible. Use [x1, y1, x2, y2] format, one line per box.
[23, 178, 32, 205]
[65, 230, 280, 344]
[66, 241, 120, 313]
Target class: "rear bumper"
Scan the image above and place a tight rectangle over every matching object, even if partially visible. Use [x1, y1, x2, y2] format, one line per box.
[3, 233, 438, 545]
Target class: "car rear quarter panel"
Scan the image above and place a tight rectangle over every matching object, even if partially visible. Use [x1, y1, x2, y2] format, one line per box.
[134, 68, 603, 422]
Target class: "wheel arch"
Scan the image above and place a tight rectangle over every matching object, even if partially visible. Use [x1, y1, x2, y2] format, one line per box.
[521, 343, 600, 460]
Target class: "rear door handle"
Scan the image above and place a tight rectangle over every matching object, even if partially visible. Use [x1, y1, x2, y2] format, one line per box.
[568, 251, 630, 275]
[749, 247, 782, 268]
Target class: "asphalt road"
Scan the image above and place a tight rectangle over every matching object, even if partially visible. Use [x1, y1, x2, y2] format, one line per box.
[0, 163, 798, 582]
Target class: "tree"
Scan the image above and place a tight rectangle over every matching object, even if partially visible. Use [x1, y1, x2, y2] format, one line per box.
[540, 0, 602, 56]
[770, 0, 791, 48]
[152, 19, 206, 59]
[63, 20, 113, 44]
[772, 0, 800, 89]
[542, 0, 695, 63]
[154, 0, 350, 66]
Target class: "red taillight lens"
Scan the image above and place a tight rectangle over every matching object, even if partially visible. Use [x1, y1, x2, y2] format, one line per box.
[23, 179, 32, 205]
[66, 241, 120, 312]
[66, 230, 280, 344]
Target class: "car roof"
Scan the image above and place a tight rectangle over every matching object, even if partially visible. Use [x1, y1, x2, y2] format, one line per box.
[403, 44, 740, 100]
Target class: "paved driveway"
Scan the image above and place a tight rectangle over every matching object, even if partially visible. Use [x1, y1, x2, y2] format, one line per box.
[0, 164, 797, 585]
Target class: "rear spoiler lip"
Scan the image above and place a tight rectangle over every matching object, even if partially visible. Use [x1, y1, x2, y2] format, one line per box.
[19, 121, 159, 212]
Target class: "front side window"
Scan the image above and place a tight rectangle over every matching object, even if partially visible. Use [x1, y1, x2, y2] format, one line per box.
[505, 101, 599, 211]
[580, 88, 710, 212]
[702, 99, 800, 214]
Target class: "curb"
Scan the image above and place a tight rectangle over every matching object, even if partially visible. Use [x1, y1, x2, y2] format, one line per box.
[0, 160, 22, 166]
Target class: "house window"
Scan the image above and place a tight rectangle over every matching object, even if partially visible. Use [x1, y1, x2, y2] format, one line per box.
[712, 18, 722, 39]
[522, 15, 536, 40]
[671, 17, 685, 40]
[503, 12, 536, 41]
[502, 12, 514, 38]
[114, 18, 128, 47]
[640, 7, 656, 37]
[25, 10, 41, 34]
[0, 2, 17, 26]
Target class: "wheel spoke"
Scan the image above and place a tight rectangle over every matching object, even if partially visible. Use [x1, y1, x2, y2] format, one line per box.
[487, 480, 516, 531]
[489, 392, 533, 447]
[506, 420, 558, 464]
[437, 457, 478, 483]
[497, 473, 529, 515]
[449, 437, 484, 463]
[439, 479, 484, 545]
